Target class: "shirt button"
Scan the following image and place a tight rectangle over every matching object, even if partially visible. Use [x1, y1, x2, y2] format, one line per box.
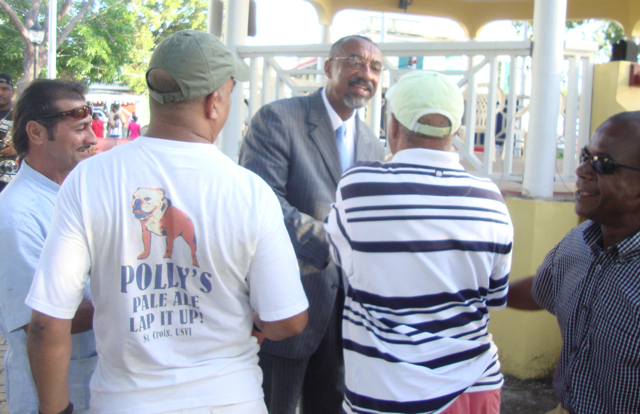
[595, 264, 602, 272]
[436, 170, 443, 177]
[331, 283, 338, 289]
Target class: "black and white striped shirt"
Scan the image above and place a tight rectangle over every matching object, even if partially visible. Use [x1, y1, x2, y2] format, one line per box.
[325, 148, 513, 414]
[533, 220, 640, 414]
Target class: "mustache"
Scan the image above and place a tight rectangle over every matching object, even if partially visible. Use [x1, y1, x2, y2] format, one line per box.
[348, 78, 373, 92]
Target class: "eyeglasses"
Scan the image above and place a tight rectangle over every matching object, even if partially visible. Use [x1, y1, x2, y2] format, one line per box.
[328, 55, 383, 75]
[580, 146, 640, 175]
[37, 105, 93, 121]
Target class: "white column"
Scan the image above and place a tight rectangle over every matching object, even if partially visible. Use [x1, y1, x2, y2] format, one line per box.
[219, 0, 250, 162]
[207, 0, 224, 38]
[316, 24, 331, 84]
[367, 13, 385, 140]
[522, 0, 567, 197]
[47, 0, 57, 78]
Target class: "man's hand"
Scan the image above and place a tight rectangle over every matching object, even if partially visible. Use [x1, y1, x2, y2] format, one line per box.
[0, 143, 17, 157]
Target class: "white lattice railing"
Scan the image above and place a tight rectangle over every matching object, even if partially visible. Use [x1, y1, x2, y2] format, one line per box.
[236, 40, 597, 183]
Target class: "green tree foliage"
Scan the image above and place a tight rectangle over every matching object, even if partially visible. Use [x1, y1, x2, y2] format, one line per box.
[0, 0, 207, 93]
[0, 12, 26, 81]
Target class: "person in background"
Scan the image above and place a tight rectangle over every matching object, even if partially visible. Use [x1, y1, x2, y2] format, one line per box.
[127, 114, 141, 139]
[0, 73, 18, 192]
[108, 103, 125, 138]
[91, 112, 104, 138]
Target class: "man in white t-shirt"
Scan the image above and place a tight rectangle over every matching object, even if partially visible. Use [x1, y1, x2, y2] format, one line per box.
[26, 30, 309, 414]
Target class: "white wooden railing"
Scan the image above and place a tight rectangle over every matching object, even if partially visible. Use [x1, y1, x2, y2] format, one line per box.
[237, 40, 596, 183]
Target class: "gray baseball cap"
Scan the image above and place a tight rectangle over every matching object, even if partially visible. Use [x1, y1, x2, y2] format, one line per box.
[147, 30, 250, 104]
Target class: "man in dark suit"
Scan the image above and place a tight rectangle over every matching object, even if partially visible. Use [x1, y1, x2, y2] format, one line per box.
[239, 36, 385, 414]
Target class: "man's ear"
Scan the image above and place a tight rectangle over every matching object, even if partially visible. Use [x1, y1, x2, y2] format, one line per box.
[324, 58, 333, 79]
[205, 92, 218, 120]
[388, 114, 401, 154]
[26, 120, 49, 147]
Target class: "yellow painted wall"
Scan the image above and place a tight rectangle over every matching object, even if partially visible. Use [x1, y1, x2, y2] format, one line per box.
[591, 62, 640, 136]
[488, 197, 580, 378]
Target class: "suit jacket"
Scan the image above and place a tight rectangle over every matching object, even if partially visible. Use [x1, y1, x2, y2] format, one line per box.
[239, 89, 385, 358]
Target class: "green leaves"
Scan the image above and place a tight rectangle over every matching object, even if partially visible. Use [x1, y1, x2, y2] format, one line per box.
[0, 0, 207, 91]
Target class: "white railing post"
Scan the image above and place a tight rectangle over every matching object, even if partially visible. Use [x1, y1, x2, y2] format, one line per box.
[483, 55, 500, 176]
[261, 60, 271, 106]
[562, 55, 579, 177]
[578, 55, 594, 151]
[220, 0, 249, 162]
[249, 57, 259, 120]
[503, 54, 518, 177]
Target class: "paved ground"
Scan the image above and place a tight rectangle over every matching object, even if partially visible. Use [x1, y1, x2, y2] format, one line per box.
[0, 332, 558, 414]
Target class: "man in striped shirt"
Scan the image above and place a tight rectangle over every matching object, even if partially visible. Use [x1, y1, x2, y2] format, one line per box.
[509, 111, 640, 414]
[324, 71, 514, 414]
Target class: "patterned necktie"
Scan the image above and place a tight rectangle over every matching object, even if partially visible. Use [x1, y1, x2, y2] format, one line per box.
[336, 123, 349, 172]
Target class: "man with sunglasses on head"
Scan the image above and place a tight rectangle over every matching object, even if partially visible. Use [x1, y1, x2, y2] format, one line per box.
[239, 35, 385, 414]
[0, 78, 98, 413]
[26, 30, 308, 414]
[508, 111, 640, 414]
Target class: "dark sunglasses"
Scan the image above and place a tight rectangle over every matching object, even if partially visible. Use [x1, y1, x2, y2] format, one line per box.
[580, 146, 640, 175]
[37, 105, 93, 121]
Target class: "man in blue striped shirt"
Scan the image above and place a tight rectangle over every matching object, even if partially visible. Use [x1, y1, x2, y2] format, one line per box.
[509, 111, 640, 414]
[325, 71, 514, 414]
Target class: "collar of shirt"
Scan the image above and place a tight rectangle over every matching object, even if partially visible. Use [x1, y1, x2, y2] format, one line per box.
[321, 87, 356, 166]
[582, 219, 640, 260]
[20, 160, 60, 194]
[390, 148, 463, 170]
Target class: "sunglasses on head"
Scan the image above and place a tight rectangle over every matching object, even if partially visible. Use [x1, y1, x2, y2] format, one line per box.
[580, 146, 640, 175]
[37, 105, 93, 121]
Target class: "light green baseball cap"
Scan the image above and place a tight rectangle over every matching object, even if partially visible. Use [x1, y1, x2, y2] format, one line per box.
[386, 71, 464, 138]
[146, 30, 250, 104]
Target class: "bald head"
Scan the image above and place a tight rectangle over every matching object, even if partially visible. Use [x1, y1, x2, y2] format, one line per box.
[329, 35, 379, 58]
[597, 111, 640, 161]
[147, 69, 205, 113]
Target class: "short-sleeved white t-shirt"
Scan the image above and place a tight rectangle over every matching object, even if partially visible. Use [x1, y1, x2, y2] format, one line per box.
[27, 137, 308, 413]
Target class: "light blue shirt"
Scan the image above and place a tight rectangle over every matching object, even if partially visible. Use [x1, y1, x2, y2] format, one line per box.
[0, 161, 97, 414]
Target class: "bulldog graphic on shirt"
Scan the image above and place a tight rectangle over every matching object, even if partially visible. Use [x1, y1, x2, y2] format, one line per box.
[132, 188, 199, 267]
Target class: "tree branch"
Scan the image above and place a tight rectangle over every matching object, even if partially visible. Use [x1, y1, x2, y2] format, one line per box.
[0, 0, 29, 42]
[57, 0, 71, 21]
[57, 0, 96, 48]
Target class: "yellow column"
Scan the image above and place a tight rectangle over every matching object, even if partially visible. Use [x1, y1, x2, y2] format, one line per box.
[489, 197, 580, 378]
[591, 61, 640, 136]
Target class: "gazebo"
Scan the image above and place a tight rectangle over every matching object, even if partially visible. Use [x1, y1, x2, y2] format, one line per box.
[214, 0, 640, 378]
